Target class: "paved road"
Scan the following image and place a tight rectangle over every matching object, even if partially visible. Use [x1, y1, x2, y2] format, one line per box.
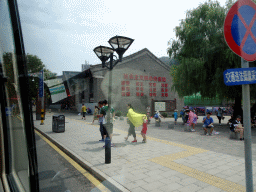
[35, 132, 103, 192]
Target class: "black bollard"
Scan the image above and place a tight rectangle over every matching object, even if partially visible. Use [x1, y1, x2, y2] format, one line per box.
[105, 137, 111, 164]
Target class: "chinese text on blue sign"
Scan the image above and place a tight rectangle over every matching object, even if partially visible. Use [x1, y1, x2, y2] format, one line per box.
[39, 70, 44, 98]
[223, 67, 256, 86]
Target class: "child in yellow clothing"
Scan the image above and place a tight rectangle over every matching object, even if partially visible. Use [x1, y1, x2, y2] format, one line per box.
[81, 104, 87, 120]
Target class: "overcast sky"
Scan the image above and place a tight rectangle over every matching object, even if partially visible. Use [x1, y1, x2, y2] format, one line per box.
[17, 0, 227, 75]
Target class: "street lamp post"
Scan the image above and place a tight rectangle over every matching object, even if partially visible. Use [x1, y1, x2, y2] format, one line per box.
[94, 36, 134, 164]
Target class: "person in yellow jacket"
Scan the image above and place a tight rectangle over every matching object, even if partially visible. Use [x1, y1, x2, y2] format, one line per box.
[81, 104, 87, 120]
[125, 104, 146, 143]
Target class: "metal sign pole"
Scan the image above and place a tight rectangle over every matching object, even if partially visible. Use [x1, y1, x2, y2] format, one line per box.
[241, 58, 253, 192]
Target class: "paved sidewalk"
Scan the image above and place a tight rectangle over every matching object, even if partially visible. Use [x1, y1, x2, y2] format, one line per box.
[34, 113, 256, 192]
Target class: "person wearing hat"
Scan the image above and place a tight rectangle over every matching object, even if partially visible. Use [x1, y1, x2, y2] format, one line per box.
[230, 115, 244, 140]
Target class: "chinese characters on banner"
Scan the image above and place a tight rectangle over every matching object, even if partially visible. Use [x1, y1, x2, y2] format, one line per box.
[122, 74, 168, 97]
[224, 68, 256, 86]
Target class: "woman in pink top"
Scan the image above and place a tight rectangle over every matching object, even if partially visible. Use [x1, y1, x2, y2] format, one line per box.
[188, 110, 197, 132]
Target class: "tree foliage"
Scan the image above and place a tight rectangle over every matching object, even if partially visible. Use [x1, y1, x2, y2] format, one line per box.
[168, 0, 256, 103]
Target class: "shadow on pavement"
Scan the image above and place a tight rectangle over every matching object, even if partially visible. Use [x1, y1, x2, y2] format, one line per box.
[83, 147, 105, 152]
[84, 141, 101, 145]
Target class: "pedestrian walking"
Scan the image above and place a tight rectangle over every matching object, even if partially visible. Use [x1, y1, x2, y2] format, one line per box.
[180, 107, 186, 125]
[97, 101, 105, 142]
[141, 116, 148, 143]
[125, 104, 146, 143]
[216, 107, 223, 125]
[81, 104, 87, 120]
[146, 106, 151, 124]
[92, 106, 99, 124]
[174, 110, 178, 125]
[102, 100, 115, 147]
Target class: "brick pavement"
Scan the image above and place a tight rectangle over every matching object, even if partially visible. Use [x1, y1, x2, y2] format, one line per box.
[34, 112, 256, 192]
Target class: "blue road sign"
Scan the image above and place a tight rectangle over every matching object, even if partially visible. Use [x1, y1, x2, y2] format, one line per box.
[39, 70, 44, 97]
[223, 67, 256, 86]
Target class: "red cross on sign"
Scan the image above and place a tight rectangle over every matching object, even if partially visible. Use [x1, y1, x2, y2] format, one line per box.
[224, 0, 256, 61]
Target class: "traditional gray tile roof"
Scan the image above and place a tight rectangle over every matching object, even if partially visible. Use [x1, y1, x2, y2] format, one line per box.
[90, 48, 171, 73]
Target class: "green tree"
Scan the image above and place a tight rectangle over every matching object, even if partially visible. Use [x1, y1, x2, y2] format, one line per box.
[26, 54, 57, 100]
[168, 0, 256, 117]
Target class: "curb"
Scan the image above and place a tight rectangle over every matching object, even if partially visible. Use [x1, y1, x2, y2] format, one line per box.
[34, 127, 130, 192]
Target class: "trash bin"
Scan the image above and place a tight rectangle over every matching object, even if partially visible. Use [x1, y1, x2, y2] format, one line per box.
[52, 115, 65, 133]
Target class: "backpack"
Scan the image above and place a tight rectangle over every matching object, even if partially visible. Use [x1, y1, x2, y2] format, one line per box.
[154, 113, 159, 119]
[180, 111, 184, 115]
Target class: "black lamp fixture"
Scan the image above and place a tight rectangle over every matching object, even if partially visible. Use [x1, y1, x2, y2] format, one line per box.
[108, 36, 134, 62]
[93, 36, 134, 69]
[93, 46, 114, 68]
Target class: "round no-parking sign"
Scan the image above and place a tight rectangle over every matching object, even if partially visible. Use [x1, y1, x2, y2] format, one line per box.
[224, 0, 256, 61]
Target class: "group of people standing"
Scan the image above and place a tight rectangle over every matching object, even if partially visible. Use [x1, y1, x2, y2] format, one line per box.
[125, 104, 148, 143]
[92, 101, 148, 147]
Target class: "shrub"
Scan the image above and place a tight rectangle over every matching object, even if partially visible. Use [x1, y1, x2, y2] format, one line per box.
[115, 111, 122, 117]
[162, 112, 168, 118]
